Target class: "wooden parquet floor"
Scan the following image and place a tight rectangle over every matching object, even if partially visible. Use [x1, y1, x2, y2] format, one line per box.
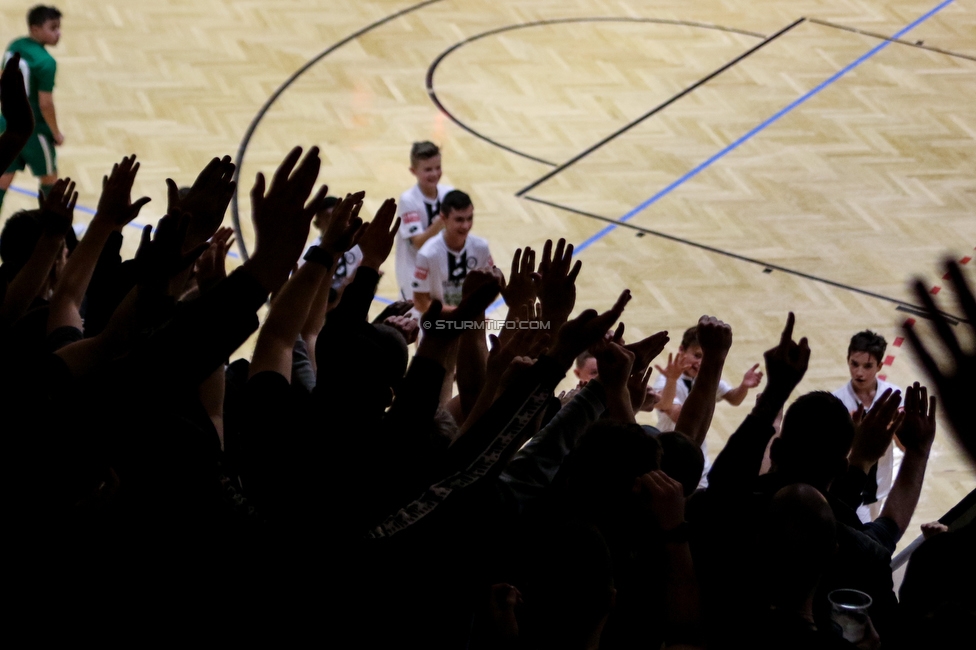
[1, 0, 973, 549]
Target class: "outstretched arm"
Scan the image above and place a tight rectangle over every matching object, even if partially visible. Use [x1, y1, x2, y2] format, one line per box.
[675, 316, 732, 446]
[707, 313, 810, 493]
[0, 55, 34, 173]
[48, 157, 151, 333]
[0, 179, 73, 326]
[879, 383, 937, 537]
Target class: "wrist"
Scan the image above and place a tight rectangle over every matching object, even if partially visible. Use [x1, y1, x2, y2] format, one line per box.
[303, 245, 334, 268]
[660, 521, 690, 542]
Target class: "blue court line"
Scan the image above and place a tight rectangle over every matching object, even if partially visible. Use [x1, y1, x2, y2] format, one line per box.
[486, 0, 955, 314]
[8, 183, 241, 259]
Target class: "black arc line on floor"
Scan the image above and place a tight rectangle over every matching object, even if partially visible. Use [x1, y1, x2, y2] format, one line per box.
[523, 194, 969, 323]
[515, 17, 805, 196]
[229, 0, 447, 261]
[426, 17, 768, 170]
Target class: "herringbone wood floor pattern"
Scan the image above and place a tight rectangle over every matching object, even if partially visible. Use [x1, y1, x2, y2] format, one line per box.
[1, 0, 973, 548]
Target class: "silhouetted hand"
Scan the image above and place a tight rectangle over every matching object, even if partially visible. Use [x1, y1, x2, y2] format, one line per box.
[383, 314, 419, 345]
[592, 337, 635, 391]
[904, 260, 975, 462]
[696, 315, 732, 359]
[534, 238, 582, 327]
[94, 155, 152, 229]
[420, 273, 502, 339]
[135, 210, 208, 292]
[549, 289, 631, 368]
[0, 54, 33, 137]
[39, 177, 77, 237]
[762, 312, 810, 395]
[320, 191, 365, 258]
[166, 155, 236, 251]
[624, 330, 669, 374]
[896, 382, 936, 457]
[501, 246, 537, 309]
[358, 197, 399, 269]
[247, 146, 329, 292]
[849, 388, 903, 472]
[372, 299, 414, 323]
[194, 227, 235, 293]
[636, 470, 686, 532]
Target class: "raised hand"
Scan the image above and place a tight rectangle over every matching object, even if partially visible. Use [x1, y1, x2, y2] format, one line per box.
[246, 146, 329, 293]
[762, 312, 810, 396]
[501, 246, 537, 309]
[0, 53, 34, 137]
[194, 226, 235, 293]
[39, 177, 77, 237]
[636, 470, 686, 532]
[696, 315, 732, 359]
[591, 336, 635, 391]
[624, 330, 670, 374]
[904, 260, 975, 461]
[358, 197, 399, 269]
[849, 388, 903, 473]
[166, 155, 236, 251]
[534, 238, 582, 328]
[549, 289, 631, 369]
[318, 191, 366, 256]
[463, 265, 505, 302]
[741, 363, 763, 388]
[372, 299, 414, 324]
[383, 314, 419, 345]
[135, 210, 209, 293]
[420, 271, 502, 339]
[896, 382, 937, 456]
[94, 155, 152, 229]
[656, 352, 693, 381]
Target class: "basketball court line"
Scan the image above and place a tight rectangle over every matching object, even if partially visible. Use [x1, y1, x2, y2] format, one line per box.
[511, 18, 802, 197]
[424, 16, 769, 170]
[807, 17, 976, 62]
[229, 0, 448, 262]
[484, 0, 960, 314]
[521, 195, 966, 323]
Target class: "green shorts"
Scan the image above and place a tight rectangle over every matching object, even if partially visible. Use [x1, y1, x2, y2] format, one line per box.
[4, 132, 57, 177]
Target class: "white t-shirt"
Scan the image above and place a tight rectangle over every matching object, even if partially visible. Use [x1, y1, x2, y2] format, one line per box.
[652, 373, 734, 488]
[395, 183, 454, 300]
[301, 237, 363, 290]
[832, 377, 902, 522]
[413, 232, 493, 307]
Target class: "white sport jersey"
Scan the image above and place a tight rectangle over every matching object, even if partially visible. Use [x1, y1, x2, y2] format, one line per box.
[300, 237, 363, 290]
[652, 373, 733, 488]
[833, 377, 903, 523]
[395, 183, 453, 300]
[413, 232, 493, 307]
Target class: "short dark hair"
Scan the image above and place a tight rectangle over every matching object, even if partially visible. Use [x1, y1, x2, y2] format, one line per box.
[0, 209, 43, 277]
[575, 350, 594, 369]
[771, 391, 855, 487]
[28, 5, 61, 27]
[848, 330, 887, 365]
[440, 190, 471, 218]
[658, 431, 705, 497]
[409, 141, 439, 166]
[680, 326, 699, 350]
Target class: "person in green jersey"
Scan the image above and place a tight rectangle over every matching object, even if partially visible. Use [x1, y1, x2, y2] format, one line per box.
[0, 5, 63, 214]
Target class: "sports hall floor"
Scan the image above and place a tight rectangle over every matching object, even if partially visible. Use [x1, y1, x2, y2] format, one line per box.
[1, 0, 973, 550]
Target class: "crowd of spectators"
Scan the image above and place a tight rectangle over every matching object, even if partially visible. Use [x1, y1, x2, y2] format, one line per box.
[1, 50, 973, 647]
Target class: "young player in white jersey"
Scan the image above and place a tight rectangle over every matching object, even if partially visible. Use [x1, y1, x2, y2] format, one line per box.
[832, 330, 903, 523]
[412, 190, 493, 313]
[395, 141, 454, 300]
[653, 325, 763, 487]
